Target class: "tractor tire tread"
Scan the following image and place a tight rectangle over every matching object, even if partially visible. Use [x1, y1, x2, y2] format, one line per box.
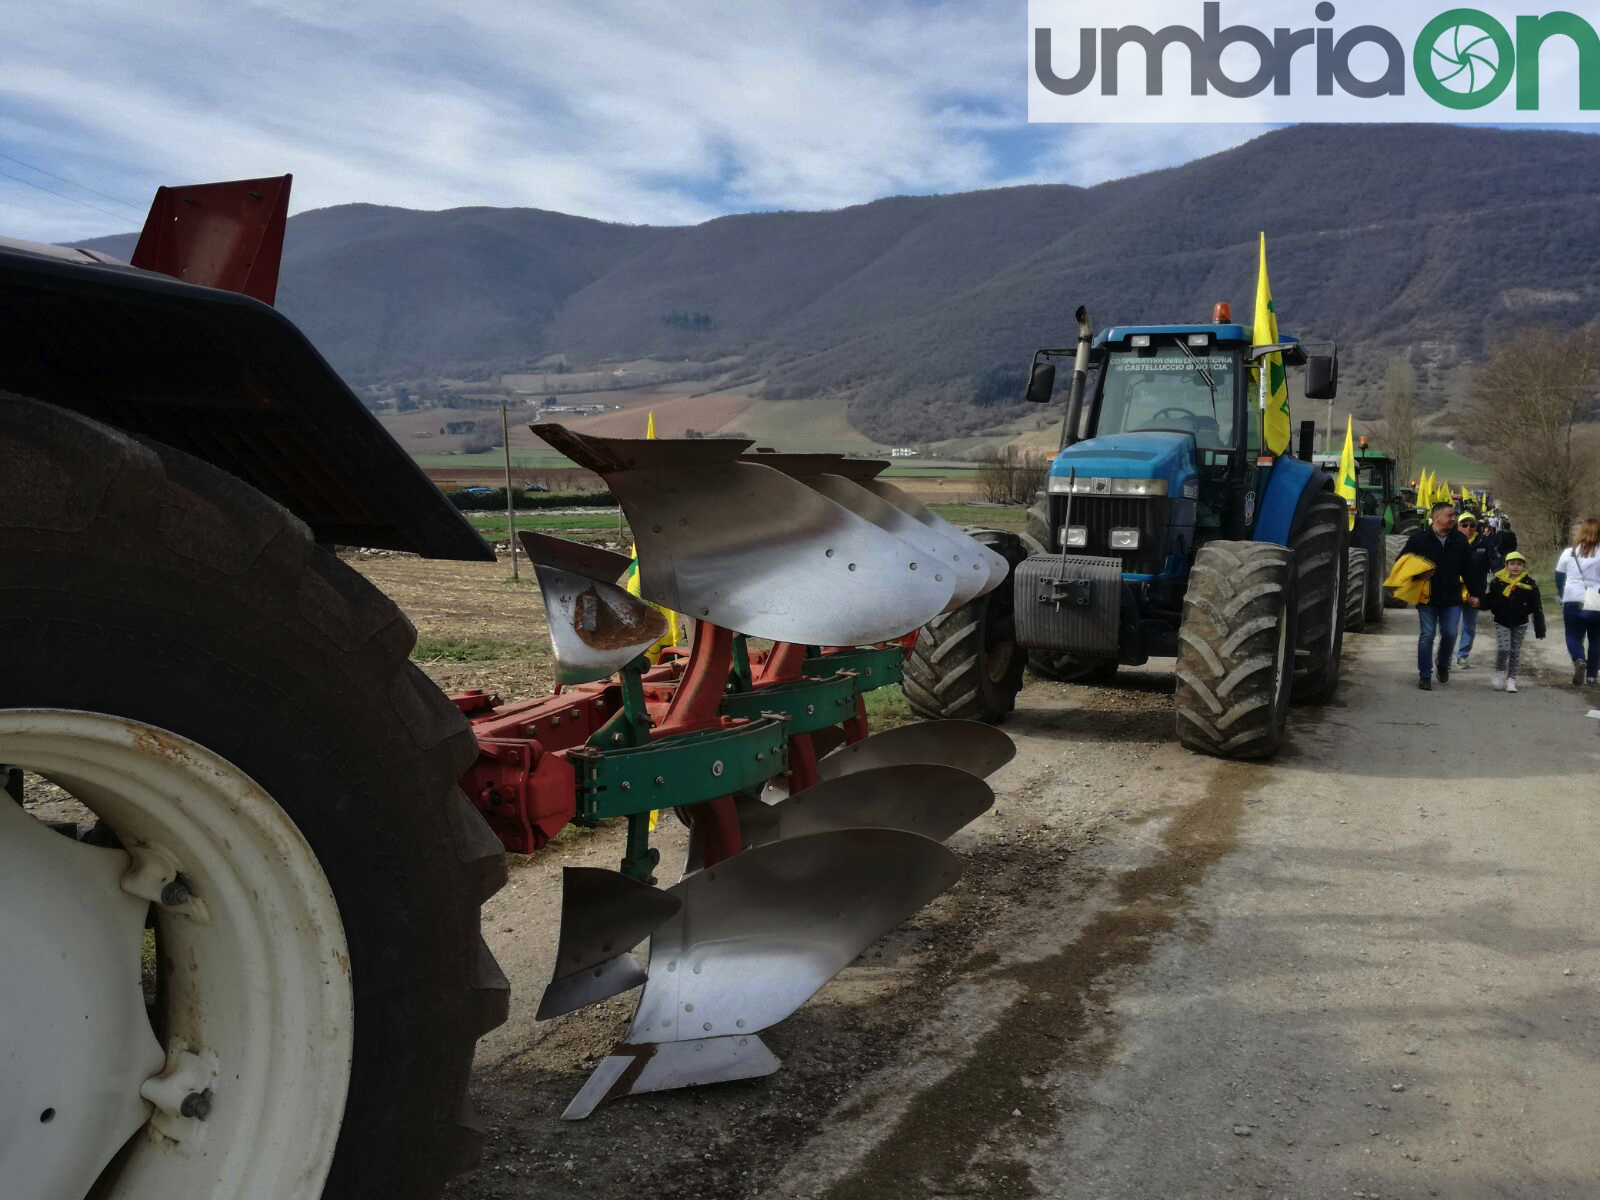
[1173, 540, 1297, 760]
[1289, 491, 1349, 705]
[0, 396, 507, 1200]
[900, 530, 1025, 724]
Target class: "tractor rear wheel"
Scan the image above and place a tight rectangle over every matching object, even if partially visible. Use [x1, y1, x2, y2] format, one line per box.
[0, 399, 507, 1200]
[1383, 533, 1410, 608]
[1344, 547, 1369, 634]
[1174, 541, 1298, 759]
[901, 530, 1026, 724]
[1289, 490, 1348, 705]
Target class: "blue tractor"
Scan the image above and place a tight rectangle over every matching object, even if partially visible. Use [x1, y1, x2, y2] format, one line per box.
[902, 302, 1357, 759]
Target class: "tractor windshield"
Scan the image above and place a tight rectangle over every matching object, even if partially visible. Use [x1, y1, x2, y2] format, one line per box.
[1096, 341, 1240, 450]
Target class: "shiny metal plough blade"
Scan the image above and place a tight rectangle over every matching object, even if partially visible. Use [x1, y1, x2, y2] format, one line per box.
[519, 530, 667, 685]
[816, 719, 1017, 783]
[735, 763, 993, 848]
[532, 425, 955, 645]
[561, 1035, 781, 1120]
[537, 867, 683, 1020]
[741, 451, 990, 612]
[839, 468, 1012, 599]
[563, 828, 960, 1117]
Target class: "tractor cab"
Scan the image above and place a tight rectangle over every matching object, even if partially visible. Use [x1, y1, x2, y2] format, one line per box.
[1026, 305, 1333, 585]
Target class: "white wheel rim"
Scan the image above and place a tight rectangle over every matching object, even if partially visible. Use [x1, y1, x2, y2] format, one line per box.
[0, 710, 353, 1199]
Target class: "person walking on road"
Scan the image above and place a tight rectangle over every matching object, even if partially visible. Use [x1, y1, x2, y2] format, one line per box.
[1554, 517, 1600, 686]
[1485, 551, 1545, 693]
[1453, 512, 1489, 669]
[1402, 501, 1484, 691]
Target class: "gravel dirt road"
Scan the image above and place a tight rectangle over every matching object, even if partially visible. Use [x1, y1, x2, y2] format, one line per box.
[446, 616, 1600, 1200]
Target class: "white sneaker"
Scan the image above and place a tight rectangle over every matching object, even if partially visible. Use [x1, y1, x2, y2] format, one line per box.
[1506, 677, 1519, 693]
[1491, 671, 1506, 690]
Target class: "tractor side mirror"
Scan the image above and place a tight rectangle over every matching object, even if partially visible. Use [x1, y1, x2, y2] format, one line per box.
[1025, 361, 1057, 404]
[1304, 354, 1338, 400]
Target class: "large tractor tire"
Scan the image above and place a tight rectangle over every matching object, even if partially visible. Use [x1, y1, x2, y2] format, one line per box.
[1344, 547, 1369, 635]
[1028, 651, 1120, 685]
[1174, 541, 1298, 759]
[901, 530, 1027, 724]
[0, 399, 507, 1200]
[1289, 490, 1348, 705]
[1363, 538, 1386, 626]
[1383, 533, 1410, 608]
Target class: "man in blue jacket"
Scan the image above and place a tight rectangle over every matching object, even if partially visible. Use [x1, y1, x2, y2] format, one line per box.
[1402, 502, 1485, 690]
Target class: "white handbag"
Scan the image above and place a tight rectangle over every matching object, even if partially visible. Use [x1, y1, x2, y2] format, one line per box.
[1574, 551, 1600, 612]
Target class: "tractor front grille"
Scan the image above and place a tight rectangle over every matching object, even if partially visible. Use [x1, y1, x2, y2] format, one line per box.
[1053, 495, 1169, 576]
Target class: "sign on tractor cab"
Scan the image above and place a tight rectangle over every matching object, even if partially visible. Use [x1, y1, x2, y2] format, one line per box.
[1100, 343, 1239, 448]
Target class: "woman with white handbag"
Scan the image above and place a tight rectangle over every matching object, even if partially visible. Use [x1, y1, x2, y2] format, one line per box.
[1554, 517, 1600, 686]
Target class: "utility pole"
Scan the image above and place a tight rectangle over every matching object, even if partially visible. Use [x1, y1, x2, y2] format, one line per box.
[501, 403, 518, 581]
[1325, 396, 1335, 455]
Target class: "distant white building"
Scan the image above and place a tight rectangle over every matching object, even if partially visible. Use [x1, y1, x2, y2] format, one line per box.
[889, 447, 920, 458]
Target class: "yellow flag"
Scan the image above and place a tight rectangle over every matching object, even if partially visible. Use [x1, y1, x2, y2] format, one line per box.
[1252, 233, 1292, 457]
[1335, 416, 1358, 530]
[624, 410, 683, 664]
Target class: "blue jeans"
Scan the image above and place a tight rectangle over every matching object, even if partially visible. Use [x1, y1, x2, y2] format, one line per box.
[1563, 603, 1600, 677]
[1457, 605, 1479, 662]
[1417, 604, 1462, 679]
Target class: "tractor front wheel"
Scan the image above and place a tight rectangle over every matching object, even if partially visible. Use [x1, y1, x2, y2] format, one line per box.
[1174, 541, 1298, 759]
[901, 531, 1026, 724]
[0, 399, 507, 1200]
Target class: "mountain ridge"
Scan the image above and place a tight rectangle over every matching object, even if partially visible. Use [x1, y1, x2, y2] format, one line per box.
[77, 125, 1600, 442]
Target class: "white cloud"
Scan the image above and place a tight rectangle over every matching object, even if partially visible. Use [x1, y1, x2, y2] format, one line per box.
[0, 1, 1274, 241]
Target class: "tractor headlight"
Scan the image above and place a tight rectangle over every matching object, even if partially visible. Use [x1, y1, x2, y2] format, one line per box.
[1061, 526, 1088, 549]
[1108, 478, 1168, 497]
[1049, 475, 1108, 495]
[1109, 528, 1141, 550]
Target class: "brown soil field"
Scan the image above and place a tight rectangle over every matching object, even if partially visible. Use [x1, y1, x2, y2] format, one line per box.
[553, 390, 755, 439]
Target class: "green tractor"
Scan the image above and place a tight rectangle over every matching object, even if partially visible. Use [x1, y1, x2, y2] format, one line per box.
[902, 300, 1364, 760]
[1316, 440, 1420, 610]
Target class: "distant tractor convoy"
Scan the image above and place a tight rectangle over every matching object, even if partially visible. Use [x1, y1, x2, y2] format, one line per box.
[2, 175, 1378, 1200]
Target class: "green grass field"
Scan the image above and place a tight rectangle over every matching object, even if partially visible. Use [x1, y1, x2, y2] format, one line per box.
[466, 511, 622, 540]
[927, 503, 1026, 532]
[879, 465, 980, 477]
[1415, 442, 1491, 484]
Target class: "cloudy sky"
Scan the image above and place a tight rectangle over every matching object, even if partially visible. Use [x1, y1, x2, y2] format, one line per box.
[1, 1, 1591, 243]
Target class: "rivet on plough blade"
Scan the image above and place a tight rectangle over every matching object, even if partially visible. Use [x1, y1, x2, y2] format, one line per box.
[531, 425, 955, 645]
[740, 451, 992, 612]
[537, 867, 683, 1020]
[560, 828, 960, 1119]
[816, 719, 1017, 782]
[733, 763, 993, 848]
[518, 531, 667, 685]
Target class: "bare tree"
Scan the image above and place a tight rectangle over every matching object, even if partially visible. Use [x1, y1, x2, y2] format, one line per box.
[1381, 355, 1419, 485]
[976, 445, 1050, 506]
[1468, 327, 1600, 549]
